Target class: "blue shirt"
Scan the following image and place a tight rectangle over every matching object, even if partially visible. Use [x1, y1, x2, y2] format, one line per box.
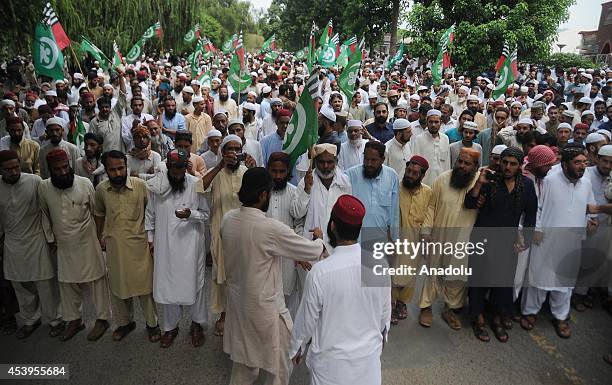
[344, 164, 400, 240]
[445, 127, 462, 143]
[365, 122, 394, 143]
[337, 130, 348, 144]
[261, 131, 284, 167]
[162, 112, 186, 132]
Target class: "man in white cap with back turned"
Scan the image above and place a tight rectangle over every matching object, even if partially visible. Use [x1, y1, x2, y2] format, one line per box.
[338, 120, 368, 170]
[384, 118, 413, 177]
[411, 109, 451, 186]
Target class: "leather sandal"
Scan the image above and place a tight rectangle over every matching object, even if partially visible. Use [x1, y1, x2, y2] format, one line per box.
[160, 327, 179, 348]
[87, 319, 110, 341]
[419, 307, 432, 328]
[520, 315, 537, 331]
[441, 307, 462, 330]
[112, 321, 136, 341]
[61, 319, 85, 341]
[147, 325, 161, 343]
[552, 318, 571, 339]
[16, 319, 41, 339]
[472, 315, 490, 342]
[190, 322, 205, 347]
[396, 301, 408, 320]
[49, 321, 66, 337]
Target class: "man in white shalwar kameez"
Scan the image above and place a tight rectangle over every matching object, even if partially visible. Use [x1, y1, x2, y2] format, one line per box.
[289, 195, 391, 385]
[521, 144, 597, 338]
[384, 118, 413, 177]
[338, 120, 368, 171]
[221, 167, 325, 385]
[411, 109, 451, 187]
[291, 144, 352, 244]
[145, 149, 209, 348]
[0, 150, 63, 339]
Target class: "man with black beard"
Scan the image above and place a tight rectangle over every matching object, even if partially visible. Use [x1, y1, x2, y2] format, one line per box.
[466, 94, 487, 131]
[0, 116, 40, 174]
[38, 149, 111, 341]
[345, 141, 399, 245]
[317, 106, 342, 155]
[214, 84, 239, 120]
[39, 117, 80, 180]
[258, 98, 282, 139]
[94, 150, 160, 343]
[145, 149, 209, 348]
[75, 133, 105, 186]
[0, 150, 63, 339]
[365, 102, 394, 143]
[221, 167, 324, 385]
[499, 117, 534, 149]
[265, 152, 308, 317]
[417, 147, 480, 330]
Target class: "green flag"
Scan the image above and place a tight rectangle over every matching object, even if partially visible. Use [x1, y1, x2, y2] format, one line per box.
[337, 49, 362, 100]
[386, 42, 404, 71]
[318, 19, 333, 47]
[126, 38, 145, 63]
[222, 34, 237, 54]
[260, 34, 276, 53]
[112, 41, 123, 69]
[432, 25, 455, 86]
[294, 47, 308, 60]
[264, 51, 278, 63]
[196, 70, 212, 87]
[68, 115, 87, 150]
[492, 44, 518, 99]
[318, 33, 338, 68]
[32, 23, 65, 81]
[190, 39, 205, 76]
[227, 53, 251, 93]
[282, 71, 319, 169]
[79, 36, 110, 69]
[184, 24, 200, 43]
[336, 45, 349, 68]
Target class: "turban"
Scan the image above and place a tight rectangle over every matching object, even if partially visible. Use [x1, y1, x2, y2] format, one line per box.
[0, 149, 19, 165]
[459, 147, 480, 163]
[277, 109, 292, 118]
[220, 134, 242, 152]
[408, 155, 429, 171]
[131, 125, 151, 138]
[167, 149, 189, 167]
[1, 99, 15, 107]
[527, 145, 556, 168]
[501, 146, 525, 164]
[313, 143, 337, 157]
[46, 149, 69, 164]
[332, 195, 366, 225]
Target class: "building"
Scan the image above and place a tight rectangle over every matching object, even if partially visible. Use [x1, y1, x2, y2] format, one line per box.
[577, 1, 612, 64]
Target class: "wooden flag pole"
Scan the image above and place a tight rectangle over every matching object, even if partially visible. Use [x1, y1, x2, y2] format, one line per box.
[68, 43, 89, 91]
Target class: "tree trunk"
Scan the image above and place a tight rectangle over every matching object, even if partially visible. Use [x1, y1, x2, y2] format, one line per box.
[389, 0, 401, 55]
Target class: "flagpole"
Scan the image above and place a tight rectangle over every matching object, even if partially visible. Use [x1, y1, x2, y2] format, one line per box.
[68, 43, 89, 91]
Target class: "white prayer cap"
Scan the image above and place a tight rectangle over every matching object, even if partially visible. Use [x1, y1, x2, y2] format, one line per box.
[598, 144, 612, 157]
[313, 143, 337, 157]
[368, 92, 378, 99]
[1, 99, 15, 107]
[585, 133, 606, 144]
[418, 85, 428, 92]
[45, 117, 66, 129]
[393, 118, 410, 130]
[247, 90, 257, 97]
[228, 118, 244, 128]
[69, 100, 79, 107]
[409, 94, 420, 101]
[561, 102, 572, 109]
[491, 144, 508, 155]
[212, 77, 221, 83]
[486, 83, 494, 90]
[476, 76, 483, 81]
[103, 84, 113, 90]
[182, 86, 194, 94]
[511, 83, 520, 90]
[262, 86, 272, 94]
[458, 76, 465, 80]
[55, 79, 65, 85]
[511, 101, 522, 107]
[320, 68, 327, 74]
[578, 96, 592, 104]
[578, 68, 586, 73]
[483, 77, 492, 84]
[584, 73, 593, 81]
[557, 122, 572, 132]
[519, 86, 528, 93]
[191, 79, 201, 86]
[320, 106, 336, 122]
[335, 110, 348, 119]
[270, 97, 283, 105]
[347, 120, 362, 128]
[581, 109, 594, 117]
[250, 71, 258, 77]
[518, 117, 534, 126]
[192, 96, 204, 104]
[466, 94, 479, 102]
[462, 121, 479, 132]
[73, 73, 84, 80]
[243, 102, 257, 111]
[426, 109, 441, 118]
[596, 129, 611, 141]
[532, 93, 543, 102]
[45, 90, 57, 97]
[562, 110, 575, 118]
[459, 85, 470, 93]
[220, 134, 242, 152]
[395, 101, 408, 110]
[207, 129, 222, 139]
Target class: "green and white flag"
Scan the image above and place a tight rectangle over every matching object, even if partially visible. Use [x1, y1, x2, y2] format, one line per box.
[282, 70, 319, 169]
[260, 34, 276, 53]
[190, 38, 205, 76]
[264, 51, 278, 63]
[79, 36, 109, 69]
[432, 25, 455, 86]
[294, 47, 308, 60]
[184, 23, 200, 43]
[386, 42, 404, 70]
[222, 34, 237, 54]
[196, 70, 212, 87]
[318, 33, 339, 68]
[337, 49, 362, 100]
[126, 38, 145, 63]
[492, 43, 518, 99]
[32, 22, 65, 80]
[227, 53, 251, 93]
[112, 41, 123, 69]
[142, 21, 162, 40]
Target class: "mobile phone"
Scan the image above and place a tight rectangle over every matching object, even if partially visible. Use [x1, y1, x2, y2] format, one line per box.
[485, 169, 496, 180]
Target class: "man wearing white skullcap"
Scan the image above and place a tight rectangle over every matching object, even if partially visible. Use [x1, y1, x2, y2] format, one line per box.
[584, 133, 607, 165]
[200, 129, 223, 169]
[200, 132, 253, 337]
[338, 120, 368, 170]
[487, 144, 508, 172]
[185, 95, 213, 153]
[178, 86, 195, 115]
[450, 85, 470, 118]
[383, 118, 413, 176]
[498, 117, 533, 148]
[450, 121, 483, 166]
[39, 117, 80, 179]
[411, 108, 451, 186]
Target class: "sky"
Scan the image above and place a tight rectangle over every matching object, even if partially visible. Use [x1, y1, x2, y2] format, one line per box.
[247, 0, 602, 53]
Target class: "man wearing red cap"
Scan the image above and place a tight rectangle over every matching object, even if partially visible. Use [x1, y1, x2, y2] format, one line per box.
[38, 149, 111, 341]
[392, 155, 432, 325]
[289, 194, 390, 385]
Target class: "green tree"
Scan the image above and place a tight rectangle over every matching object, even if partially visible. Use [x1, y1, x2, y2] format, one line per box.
[543, 52, 596, 70]
[403, 0, 576, 75]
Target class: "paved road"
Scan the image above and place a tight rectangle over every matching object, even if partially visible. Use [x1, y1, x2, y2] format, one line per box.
[1, 274, 611, 385]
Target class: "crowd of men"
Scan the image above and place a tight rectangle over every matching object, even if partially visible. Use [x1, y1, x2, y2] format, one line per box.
[1, 50, 612, 384]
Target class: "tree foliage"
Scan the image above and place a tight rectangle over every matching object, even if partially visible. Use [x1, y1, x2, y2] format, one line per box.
[0, 0, 256, 57]
[260, 0, 393, 51]
[403, 0, 576, 75]
[542, 52, 596, 70]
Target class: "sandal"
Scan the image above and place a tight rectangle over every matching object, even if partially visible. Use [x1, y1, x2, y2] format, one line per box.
[214, 315, 225, 337]
[390, 309, 399, 326]
[552, 318, 571, 339]
[492, 321, 509, 343]
[520, 315, 537, 331]
[501, 316, 513, 330]
[16, 320, 41, 339]
[583, 293, 594, 308]
[112, 321, 136, 341]
[471, 316, 490, 342]
[571, 295, 586, 312]
[147, 325, 161, 343]
[396, 301, 408, 320]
